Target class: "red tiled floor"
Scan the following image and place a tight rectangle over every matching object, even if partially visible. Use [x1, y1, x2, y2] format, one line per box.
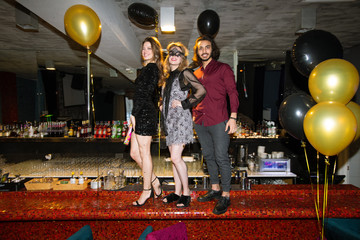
[0, 184, 359, 239]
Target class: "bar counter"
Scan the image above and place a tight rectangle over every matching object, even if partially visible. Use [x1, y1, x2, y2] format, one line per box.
[0, 184, 359, 239]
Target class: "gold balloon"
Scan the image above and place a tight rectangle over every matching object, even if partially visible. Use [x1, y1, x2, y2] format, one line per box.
[309, 59, 359, 104]
[304, 101, 357, 156]
[346, 101, 360, 141]
[64, 5, 102, 47]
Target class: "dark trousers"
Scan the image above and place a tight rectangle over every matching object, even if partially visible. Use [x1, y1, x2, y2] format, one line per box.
[194, 121, 231, 192]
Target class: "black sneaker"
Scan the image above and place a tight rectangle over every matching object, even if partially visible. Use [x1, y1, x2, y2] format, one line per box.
[213, 196, 231, 215]
[197, 190, 222, 202]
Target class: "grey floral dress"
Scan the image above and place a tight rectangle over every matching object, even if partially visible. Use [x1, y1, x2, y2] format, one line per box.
[162, 69, 206, 146]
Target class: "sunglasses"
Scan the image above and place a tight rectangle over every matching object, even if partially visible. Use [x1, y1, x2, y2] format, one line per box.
[169, 50, 184, 57]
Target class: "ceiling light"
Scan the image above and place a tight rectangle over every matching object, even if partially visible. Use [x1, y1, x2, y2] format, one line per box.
[45, 60, 55, 70]
[160, 7, 175, 33]
[15, 7, 38, 31]
[295, 7, 316, 35]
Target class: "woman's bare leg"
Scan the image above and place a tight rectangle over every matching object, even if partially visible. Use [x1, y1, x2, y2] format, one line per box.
[170, 144, 190, 197]
[131, 134, 153, 205]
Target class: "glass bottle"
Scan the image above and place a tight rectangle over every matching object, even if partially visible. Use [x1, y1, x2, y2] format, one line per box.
[78, 171, 84, 184]
[70, 171, 76, 184]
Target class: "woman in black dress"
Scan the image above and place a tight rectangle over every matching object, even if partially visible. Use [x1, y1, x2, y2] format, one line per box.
[130, 37, 163, 206]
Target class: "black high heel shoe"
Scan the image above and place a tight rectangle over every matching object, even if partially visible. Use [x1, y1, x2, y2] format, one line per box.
[151, 176, 163, 198]
[176, 195, 191, 208]
[162, 192, 180, 204]
[132, 188, 153, 207]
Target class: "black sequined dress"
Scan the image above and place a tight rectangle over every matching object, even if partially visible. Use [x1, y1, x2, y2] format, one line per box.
[132, 63, 159, 136]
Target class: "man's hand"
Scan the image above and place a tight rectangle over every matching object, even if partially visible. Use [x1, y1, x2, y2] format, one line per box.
[225, 118, 237, 134]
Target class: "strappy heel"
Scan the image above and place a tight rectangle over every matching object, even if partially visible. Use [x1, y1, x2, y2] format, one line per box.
[151, 176, 163, 198]
[162, 192, 180, 204]
[132, 188, 153, 207]
[176, 195, 191, 208]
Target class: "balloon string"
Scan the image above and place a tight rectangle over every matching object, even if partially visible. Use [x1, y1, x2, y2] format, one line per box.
[302, 141, 321, 232]
[91, 73, 95, 124]
[317, 152, 322, 236]
[321, 156, 330, 240]
[332, 157, 337, 185]
[87, 48, 92, 125]
[317, 152, 320, 212]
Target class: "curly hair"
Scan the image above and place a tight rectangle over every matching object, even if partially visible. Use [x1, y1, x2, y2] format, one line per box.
[159, 42, 189, 87]
[141, 36, 164, 75]
[192, 35, 220, 67]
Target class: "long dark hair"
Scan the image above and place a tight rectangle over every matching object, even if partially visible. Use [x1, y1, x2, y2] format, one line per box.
[192, 35, 220, 67]
[141, 36, 164, 75]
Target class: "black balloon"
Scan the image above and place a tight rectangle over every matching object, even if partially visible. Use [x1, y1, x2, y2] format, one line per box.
[197, 10, 220, 38]
[291, 29, 343, 77]
[278, 92, 316, 140]
[128, 3, 157, 28]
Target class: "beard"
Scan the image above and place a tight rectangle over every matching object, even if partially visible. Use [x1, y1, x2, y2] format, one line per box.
[199, 53, 211, 62]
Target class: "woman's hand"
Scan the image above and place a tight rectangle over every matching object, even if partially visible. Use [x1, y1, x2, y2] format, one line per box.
[130, 115, 136, 131]
[159, 104, 163, 111]
[171, 100, 182, 108]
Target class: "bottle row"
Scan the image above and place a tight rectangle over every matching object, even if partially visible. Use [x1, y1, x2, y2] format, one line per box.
[0, 120, 131, 139]
[233, 120, 277, 138]
[0, 119, 277, 139]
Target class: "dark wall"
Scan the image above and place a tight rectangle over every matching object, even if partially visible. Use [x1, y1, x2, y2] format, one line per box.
[41, 70, 58, 117]
[93, 91, 114, 121]
[237, 62, 265, 124]
[0, 72, 18, 124]
[17, 78, 36, 122]
[263, 70, 281, 121]
[344, 44, 360, 102]
[237, 62, 282, 124]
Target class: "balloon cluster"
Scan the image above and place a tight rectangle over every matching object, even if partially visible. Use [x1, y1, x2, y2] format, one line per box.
[279, 29, 360, 156]
[303, 59, 359, 156]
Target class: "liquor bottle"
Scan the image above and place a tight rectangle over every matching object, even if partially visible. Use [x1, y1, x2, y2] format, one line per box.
[77, 122, 81, 138]
[106, 121, 112, 138]
[101, 121, 107, 139]
[28, 122, 34, 138]
[116, 121, 123, 138]
[63, 122, 69, 138]
[122, 121, 128, 137]
[111, 120, 117, 139]
[94, 121, 99, 138]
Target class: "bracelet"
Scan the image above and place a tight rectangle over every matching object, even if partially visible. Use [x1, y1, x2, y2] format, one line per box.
[229, 117, 237, 121]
